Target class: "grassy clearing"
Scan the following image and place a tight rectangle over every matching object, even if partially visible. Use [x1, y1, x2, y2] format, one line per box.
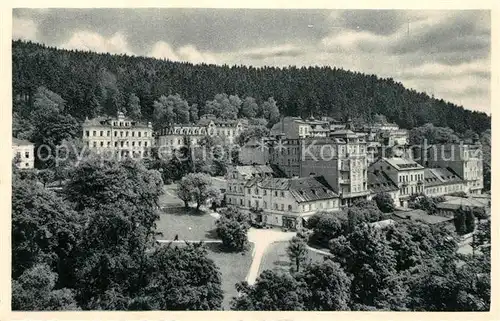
[155, 207, 219, 241]
[258, 241, 328, 275]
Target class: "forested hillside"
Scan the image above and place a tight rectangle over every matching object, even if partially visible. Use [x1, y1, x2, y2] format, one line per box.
[12, 40, 490, 134]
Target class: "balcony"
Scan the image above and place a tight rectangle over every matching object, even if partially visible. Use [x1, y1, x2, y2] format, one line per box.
[339, 178, 351, 184]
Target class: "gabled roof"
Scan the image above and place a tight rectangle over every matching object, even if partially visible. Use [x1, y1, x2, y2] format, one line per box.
[245, 176, 339, 203]
[392, 209, 454, 224]
[382, 157, 424, 171]
[368, 170, 399, 193]
[233, 165, 275, 177]
[12, 137, 33, 146]
[424, 168, 463, 187]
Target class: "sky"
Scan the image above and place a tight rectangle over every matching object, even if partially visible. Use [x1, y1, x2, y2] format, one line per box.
[12, 8, 491, 114]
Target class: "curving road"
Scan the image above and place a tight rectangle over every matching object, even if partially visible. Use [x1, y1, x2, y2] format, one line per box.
[245, 228, 296, 285]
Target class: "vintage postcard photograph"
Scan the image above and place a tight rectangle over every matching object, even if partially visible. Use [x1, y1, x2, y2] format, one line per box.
[6, 4, 496, 318]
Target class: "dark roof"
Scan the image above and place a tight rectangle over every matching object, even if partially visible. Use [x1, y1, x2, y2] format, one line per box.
[382, 157, 424, 171]
[12, 137, 33, 146]
[424, 168, 463, 187]
[245, 176, 338, 203]
[392, 209, 454, 225]
[368, 170, 399, 193]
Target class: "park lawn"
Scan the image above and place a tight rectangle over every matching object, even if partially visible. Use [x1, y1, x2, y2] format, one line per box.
[258, 241, 328, 275]
[159, 183, 184, 208]
[155, 207, 219, 241]
[204, 243, 254, 310]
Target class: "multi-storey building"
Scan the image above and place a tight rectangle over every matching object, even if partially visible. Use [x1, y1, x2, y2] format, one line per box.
[425, 143, 483, 194]
[270, 116, 330, 139]
[12, 138, 35, 169]
[239, 138, 271, 165]
[423, 168, 465, 197]
[270, 129, 370, 207]
[225, 165, 340, 229]
[82, 111, 154, 157]
[369, 157, 425, 207]
[156, 115, 248, 149]
[367, 170, 399, 206]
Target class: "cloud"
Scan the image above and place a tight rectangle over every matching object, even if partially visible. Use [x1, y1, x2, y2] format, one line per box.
[239, 44, 305, 60]
[149, 42, 217, 64]
[61, 31, 133, 55]
[150, 41, 179, 61]
[12, 17, 37, 41]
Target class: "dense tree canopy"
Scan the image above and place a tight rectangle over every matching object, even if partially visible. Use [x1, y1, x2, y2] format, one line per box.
[13, 40, 490, 134]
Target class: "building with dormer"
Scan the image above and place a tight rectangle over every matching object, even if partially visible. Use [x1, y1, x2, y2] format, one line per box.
[156, 114, 248, 150]
[82, 111, 154, 158]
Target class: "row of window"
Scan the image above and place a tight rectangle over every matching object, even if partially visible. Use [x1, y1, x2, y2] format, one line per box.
[85, 130, 149, 138]
[401, 184, 424, 195]
[88, 141, 149, 148]
[426, 184, 462, 195]
[227, 197, 336, 212]
[399, 173, 424, 183]
[16, 152, 31, 158]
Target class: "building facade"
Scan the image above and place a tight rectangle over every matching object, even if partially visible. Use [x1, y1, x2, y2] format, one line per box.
[424, 168, 465, 197]
[12, 138, 35, 169]
[367, 170, 400, 206]
[225, 165, 340, 229]
[156, 115, 248, 150]
[270, 116, 330, 139]
[82, 112, 154, 158]
[369, 157, 425, 207]
[270, 129, 370, 207]
[239, 138, 271, 165]
[425, 143, 483, 194]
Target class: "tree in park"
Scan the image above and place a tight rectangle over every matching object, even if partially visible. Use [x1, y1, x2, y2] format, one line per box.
[287, 236, 309, 272]
[177, 173, 222, 211]
[176, 177, 193, 209]
[36, 168, 55, 187]
[240, 96, 258, 118]
[140, 242, 224, 310]
[231, 270, 306, 311]
[306, 211, 348, 248]
[216, 206, 250, 252]
[329, 225, 408, 310]
[373, 192, 395, 213]
[235, 125, 270, 146]
[126, 93, 142, 119]
[12, 175, 82, 281]
[260, 97, 280, 124]
[297, 260, 351, 311]
[12, 263, 79, 311]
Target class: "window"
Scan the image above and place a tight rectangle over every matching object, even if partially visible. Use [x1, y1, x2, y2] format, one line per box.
[145, 142, 148, 147]
[93, 142, 97, 147]
[248, 200, 251, 207]
[100, 131, 103, 136]
[288, 205, 292, 211]
[255, 189, 259, 195]
[120, 141, 124, 147]
[132, 142, 135, 147]
[255, 200, 259, 208]
[240, 199, 243, 205]
[24, 152, 29, 158]
[114, 131, 117, 137]
[100, 142, 104, 147]
[126, 131, 129, 137]
[107, 142, 111, 147]
[274, 203, 278, 210]
[144, 132, 148, 137]
[248, 188, 251, 194]
[138, 132, 142, 137]
[281, 191, 285, 197]
[85, 130, 89, 137]
[132, 131, 135, 137]
[264, 190, 267, 196]
[25, 163, 29, 167]
[92, 130, 96, 136]
[275, 191, 278, 197]
[280, 204, 284, 211]
[107, 131, 110, 137]
[114, 142, 118, 147]
[138, 142, 142, 146]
